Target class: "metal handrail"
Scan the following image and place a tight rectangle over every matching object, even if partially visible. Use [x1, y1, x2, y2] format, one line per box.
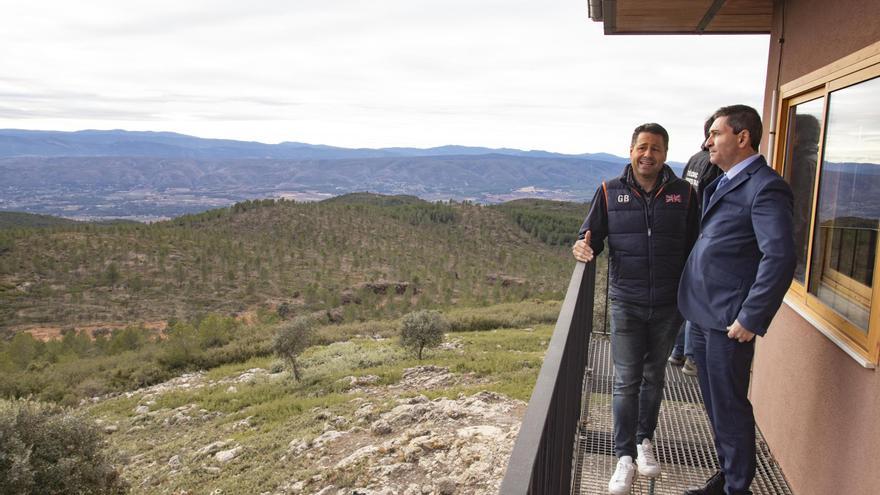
[500, 261, 596, 494]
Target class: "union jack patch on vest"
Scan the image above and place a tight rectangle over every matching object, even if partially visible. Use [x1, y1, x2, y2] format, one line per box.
[665, 194, 682, 203]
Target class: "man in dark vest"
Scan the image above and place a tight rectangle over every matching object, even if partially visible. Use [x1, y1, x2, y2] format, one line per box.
[573, 122, 699, 494]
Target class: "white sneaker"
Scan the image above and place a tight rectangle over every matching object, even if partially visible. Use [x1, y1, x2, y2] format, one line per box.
[608, 455, 636, 494]
[636, 438, 661, 478]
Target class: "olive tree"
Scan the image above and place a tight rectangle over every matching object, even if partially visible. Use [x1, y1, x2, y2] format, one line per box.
[400, 310, 448, 360]
[273, 316, 314, 380]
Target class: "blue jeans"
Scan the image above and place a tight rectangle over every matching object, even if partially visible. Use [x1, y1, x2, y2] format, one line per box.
[671, 321, 695, 359]
[610, 299, 683, 458]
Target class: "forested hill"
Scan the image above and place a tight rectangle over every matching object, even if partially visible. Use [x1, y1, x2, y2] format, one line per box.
[0, 195, 586, 334]
[0, 211, 138, 230]
[0, 211, 80, 229]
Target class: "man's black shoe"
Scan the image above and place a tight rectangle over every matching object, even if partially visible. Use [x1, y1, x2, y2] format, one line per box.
[683, 470, 725, 495]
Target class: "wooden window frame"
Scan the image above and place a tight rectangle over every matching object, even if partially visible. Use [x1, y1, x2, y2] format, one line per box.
[778, 89, 826, 300]
[771, 43, 880, 364]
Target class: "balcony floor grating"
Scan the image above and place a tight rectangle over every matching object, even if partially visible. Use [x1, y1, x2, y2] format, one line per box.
[572, 334, 793, 495]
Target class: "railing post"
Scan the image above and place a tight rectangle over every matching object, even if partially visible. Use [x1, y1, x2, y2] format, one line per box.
[500, 261, 595, 494]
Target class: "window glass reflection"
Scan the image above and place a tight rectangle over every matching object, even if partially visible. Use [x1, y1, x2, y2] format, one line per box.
[808, 76, 880, 332]
[783, 97, 823, 283]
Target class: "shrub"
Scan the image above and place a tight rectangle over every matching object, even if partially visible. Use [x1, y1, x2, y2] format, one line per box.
[269, 360, 285, 373]
[273, 316, 315, 381]
[106, 326, 146, 355]
[400, 310, 448, 360]
[197, 314, 238, 349]
[0, 399, 128, 494]
[158, 322, 201, 370]
[277, 302, 292, 320]
[5, 333, 43, 370]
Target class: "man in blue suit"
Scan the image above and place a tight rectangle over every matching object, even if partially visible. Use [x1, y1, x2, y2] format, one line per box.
[678, 105, 795, 495]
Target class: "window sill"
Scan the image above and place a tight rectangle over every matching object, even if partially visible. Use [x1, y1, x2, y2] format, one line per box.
[783, 295, 876, 369]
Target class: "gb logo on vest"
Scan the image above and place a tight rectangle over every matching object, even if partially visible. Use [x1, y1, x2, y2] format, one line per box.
[617, 194, 630, 204]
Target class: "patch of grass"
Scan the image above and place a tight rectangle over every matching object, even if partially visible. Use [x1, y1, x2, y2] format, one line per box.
[203, 356, 276, 381]
[486, 372, 542, 402]
[446, 300, 560, 331]
[299, 339, 406, 381]
[313, 319, 397, 345]
[88, 395, 144, 420]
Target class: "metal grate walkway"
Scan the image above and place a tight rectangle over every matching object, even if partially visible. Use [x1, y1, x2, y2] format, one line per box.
[572, 334, 793, 495]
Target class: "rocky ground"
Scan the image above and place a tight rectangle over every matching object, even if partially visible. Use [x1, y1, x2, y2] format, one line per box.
[91, 363, 527, 495]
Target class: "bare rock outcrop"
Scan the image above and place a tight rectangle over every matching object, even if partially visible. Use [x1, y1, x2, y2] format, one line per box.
[277, 389, 524, 495]
[97, 360, 525, 494]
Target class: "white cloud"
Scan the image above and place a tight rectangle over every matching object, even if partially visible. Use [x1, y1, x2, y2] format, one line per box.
[0, 0, 770, 161]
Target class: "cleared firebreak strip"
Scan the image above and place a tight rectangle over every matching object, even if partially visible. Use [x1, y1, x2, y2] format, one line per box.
[572, 334, 793, 495]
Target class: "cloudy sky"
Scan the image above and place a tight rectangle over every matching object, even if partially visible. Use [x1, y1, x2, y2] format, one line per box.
[0, 0, 770, 161]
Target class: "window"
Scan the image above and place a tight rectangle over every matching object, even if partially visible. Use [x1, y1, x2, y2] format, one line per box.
[777, 60, 880, 362]
[782, 95, 823, 285]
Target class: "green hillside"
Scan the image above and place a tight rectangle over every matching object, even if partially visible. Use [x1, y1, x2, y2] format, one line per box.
[491, 198, 587, 246]
[0, 194, 577, 333]
[0, 211, 80, 229]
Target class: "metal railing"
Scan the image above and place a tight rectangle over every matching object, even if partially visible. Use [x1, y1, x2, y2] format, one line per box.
[500, 261, 596, 494]
[817, 223, 877, 286]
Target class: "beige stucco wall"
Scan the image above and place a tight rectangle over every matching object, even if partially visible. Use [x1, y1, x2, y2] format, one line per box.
[752, 306, 880, 495]
[760, 0, 880, 148]
[754, 1, 880, 494]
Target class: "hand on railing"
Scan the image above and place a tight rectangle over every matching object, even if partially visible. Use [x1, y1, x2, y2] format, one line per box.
[572, 231, 594, 263]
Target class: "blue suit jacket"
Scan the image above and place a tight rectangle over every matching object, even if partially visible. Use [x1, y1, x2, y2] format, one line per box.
[678, 156, 796, 336]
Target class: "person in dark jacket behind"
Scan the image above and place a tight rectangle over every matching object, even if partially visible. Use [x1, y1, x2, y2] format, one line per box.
[572, 123, 699, 494]
[683, 116, 723, 200]
[669, 116, 722, 375]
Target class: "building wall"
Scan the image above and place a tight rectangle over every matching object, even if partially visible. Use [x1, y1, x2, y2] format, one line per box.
[760, 0, 880, 150]
[754, 1, 880, 494]
[752, 306, 880, 495]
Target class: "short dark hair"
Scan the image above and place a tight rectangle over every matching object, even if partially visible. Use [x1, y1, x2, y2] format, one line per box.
[631, 123, 669, 150]
[712, 104, 762, 151]
[794, 114, 821, 148]
[700, 116, 714, 151]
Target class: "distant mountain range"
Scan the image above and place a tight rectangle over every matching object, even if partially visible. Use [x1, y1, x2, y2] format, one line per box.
[0, 129, 682, 220]
[0, 129, 627, 162]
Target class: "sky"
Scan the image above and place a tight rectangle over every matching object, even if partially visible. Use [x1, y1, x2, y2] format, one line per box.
[0, 0, 771, 162]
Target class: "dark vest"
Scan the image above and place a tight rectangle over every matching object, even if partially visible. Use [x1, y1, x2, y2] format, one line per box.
[604, 175, 693, 306]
